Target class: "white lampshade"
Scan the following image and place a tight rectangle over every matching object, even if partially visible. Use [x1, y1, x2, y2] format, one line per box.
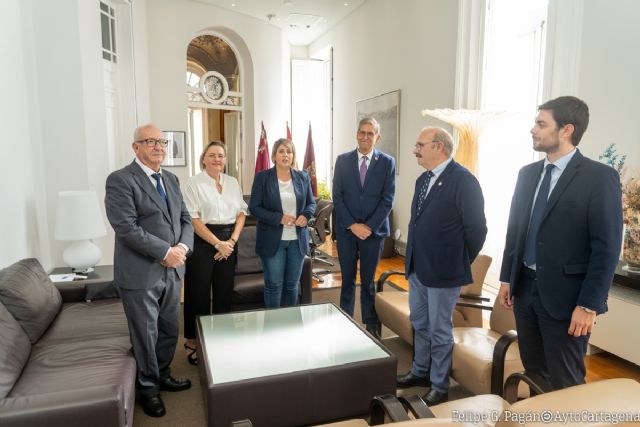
[54, 191, 107, 272]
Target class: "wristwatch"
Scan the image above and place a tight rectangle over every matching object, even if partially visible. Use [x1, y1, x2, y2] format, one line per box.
[578, 306, 595, 314]
[214, 242, 221, 250]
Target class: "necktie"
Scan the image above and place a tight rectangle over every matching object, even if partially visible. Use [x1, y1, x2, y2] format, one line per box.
[523, 164, 555, 266]
[152, 173, 168, 208]
[416, 171, 435, 212]
[359, 155, 368, 187]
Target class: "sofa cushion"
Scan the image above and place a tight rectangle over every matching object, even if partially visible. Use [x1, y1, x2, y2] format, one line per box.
[0, 301, 31, 398]
[235, 227, 263, 274]
[232, 273, 266, 305]
[0, 258, 62, 343]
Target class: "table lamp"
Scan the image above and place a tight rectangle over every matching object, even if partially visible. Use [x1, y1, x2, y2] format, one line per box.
[54, 190, 107, 273]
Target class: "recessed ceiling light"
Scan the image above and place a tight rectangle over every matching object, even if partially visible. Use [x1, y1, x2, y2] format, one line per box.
[344, 2, 350, 6]
[231, 3, 236, 6]
[283, 0, 295, 6]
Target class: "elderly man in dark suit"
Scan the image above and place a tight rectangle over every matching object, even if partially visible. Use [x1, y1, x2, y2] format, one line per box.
[396, 127, 487, 406]
[333, 117, 396, 336]
[105, 124, 194, 417]
[498, 96, 623, 390]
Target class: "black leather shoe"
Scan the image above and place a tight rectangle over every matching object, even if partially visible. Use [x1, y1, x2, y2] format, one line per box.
[159, 376, 191, 392]
[140, 394, 166, 417]
[365, 324, 381, 339]
[396, 371, 430, 388]
[422, 389, 448, 406]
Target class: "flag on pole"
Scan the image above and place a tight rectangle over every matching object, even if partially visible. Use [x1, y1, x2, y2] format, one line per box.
[286, 121, 292, 140]
[255, 121, 270, 173]
[303, 122, 318, 197]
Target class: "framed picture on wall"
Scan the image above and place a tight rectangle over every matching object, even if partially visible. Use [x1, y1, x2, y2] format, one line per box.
[162, 131, 187, 167]
[356, 89, 400, 173]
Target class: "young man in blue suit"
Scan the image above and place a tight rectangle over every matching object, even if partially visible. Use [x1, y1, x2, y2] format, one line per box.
[396, 127, 487, 406]
[498, 96, 623, 390]
[333, 117, 396, 336]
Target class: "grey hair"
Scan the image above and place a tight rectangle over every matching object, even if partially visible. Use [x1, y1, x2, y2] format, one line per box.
[133, 124, 158, 141]
[358, 117, 380, 135]
[431, 128, 454, 157]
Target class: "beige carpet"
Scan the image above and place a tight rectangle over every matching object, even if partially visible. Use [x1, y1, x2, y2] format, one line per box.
[132, 285, 471, 426]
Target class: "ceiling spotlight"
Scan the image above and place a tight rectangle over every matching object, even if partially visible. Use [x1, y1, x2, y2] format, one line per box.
[231, 3, 236, 7]
[344, 2, 350, 6]
[283, 0, 295, 5]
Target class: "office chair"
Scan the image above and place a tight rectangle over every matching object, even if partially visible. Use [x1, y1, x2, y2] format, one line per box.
[307, 201, 335, 282]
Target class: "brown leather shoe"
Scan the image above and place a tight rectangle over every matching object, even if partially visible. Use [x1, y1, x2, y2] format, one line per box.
[396, 371, 430, 388]
[159, 376, 191, 392]
[140, 394, 166, 417]
[422, 389, 448, 406]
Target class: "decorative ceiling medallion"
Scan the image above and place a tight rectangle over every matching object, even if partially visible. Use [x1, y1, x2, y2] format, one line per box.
[200, 71, 229, 104]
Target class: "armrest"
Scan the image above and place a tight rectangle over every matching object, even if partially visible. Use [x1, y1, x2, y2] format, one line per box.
[503, 372, 553, 404]
[376, 270, 405, 292]
[0, 384, 126, 427]
[397, 395, 435, 419]
[455, 299, 493, 311]
[300, 257, 312, 304]
[369, 394, 411, 425]
[457, 294, 491, 303]
[231, 420, 253, 427]
[490, 329, 519, 396]
[54, 282, 87, 303]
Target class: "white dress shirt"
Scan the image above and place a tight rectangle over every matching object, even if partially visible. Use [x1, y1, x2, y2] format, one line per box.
[184, 172, 247, 224]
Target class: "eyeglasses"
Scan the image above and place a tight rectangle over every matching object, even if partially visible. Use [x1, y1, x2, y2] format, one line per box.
[135, 138, 169, 148]
[414, 141, 439, 149]
[357, 130, 377, 139]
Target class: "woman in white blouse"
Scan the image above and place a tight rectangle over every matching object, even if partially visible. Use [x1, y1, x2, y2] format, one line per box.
[183, 141, 247, 365]
[249, 138, 316, 308]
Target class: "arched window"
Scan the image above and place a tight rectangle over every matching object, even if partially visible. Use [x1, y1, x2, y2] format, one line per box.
[186, 35, 243, 181]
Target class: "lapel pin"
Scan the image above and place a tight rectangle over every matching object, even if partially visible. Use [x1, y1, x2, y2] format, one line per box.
[438, 182, 443, 186]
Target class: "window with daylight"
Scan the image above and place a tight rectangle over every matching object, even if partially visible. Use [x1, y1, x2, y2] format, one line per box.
[477, 0, 549, 287]
[100, 1, 117, 63]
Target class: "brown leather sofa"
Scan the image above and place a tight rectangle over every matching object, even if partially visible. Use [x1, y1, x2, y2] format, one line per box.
[230, 225, 312, 311]
[0, 258, 136, 427]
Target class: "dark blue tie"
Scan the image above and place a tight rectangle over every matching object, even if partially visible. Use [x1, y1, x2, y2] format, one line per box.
[523, 164, 555, 266]
[152, 173, 168, 208]
[416, 171, 434, 212]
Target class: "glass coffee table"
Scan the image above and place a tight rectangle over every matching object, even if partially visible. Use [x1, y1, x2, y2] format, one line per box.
[196, 303, 397, 427]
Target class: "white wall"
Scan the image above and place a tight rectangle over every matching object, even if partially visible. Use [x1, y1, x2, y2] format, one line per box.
[0, 0, 50, 268]
[309, 0, 459, 244]
[575, 0, 640, 170]
[144, 0, 288, 192]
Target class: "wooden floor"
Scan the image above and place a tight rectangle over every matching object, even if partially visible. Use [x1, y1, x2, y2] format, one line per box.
[315, 240, 640, 383]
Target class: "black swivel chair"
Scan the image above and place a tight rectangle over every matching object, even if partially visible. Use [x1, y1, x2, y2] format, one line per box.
[307, 201, 335, 282]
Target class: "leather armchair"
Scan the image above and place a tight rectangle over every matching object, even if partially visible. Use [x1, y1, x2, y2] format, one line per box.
[374, 254, 492, 345]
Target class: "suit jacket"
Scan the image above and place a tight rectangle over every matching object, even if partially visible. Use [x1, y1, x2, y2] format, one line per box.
[405, 160, 487, 288]
[499, 149, 623, 319]
[105, 160, 194, 290]
[249, 167, 316, 257]
[332, 149, 396, 238]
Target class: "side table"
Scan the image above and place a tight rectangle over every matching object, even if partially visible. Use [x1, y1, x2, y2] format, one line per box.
[50, 265, 117, 301]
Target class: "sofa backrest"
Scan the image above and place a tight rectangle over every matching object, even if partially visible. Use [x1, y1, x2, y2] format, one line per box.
[235, 226, 263, 275]
[0, 300, 31, 398]
[0, 258, 62, 343]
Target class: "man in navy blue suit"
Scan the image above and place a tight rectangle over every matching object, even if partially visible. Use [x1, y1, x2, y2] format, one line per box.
[396, 126, 486, 405]
[333, 117, 396, 336]
[498, 96, 623, 390]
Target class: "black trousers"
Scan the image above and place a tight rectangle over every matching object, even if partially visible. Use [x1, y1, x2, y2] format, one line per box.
[183, 224, 236, 339]
[513, 267, 589, 390]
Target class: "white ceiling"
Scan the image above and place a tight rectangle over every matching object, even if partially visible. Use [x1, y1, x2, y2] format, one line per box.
[192, 0, 367, 46]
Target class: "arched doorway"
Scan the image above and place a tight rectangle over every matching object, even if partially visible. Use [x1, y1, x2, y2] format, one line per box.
[186, 34, 244, 185]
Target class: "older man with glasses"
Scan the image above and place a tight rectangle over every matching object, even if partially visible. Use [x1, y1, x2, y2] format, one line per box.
[104, 124, 194, 417]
